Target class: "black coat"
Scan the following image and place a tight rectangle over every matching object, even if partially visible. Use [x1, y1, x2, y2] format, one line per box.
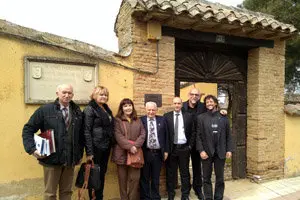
[182, 100, 206, 116]
[22, 99, 84, 166]
[163, 111, 196, 153]
[140, 115, 169, 160]
[83, 100, 114, 156]
[196, 111, 233, 159]
[182, 100, 206, 148]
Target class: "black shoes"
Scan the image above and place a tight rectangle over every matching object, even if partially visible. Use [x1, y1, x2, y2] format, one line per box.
[195, 191, 204, 200]
[181, 197, 190, 200]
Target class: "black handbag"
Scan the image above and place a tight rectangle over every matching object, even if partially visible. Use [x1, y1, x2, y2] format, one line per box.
[75, 160, 101, 191]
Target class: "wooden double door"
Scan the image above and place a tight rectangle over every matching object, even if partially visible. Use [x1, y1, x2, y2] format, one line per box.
[175, 41, 247, 179]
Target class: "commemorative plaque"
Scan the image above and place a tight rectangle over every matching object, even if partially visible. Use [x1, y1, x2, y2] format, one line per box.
[144, 94, 162, 107]
[24, 57, 97, 104]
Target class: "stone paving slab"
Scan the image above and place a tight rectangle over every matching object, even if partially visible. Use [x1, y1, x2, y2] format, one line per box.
[1, 176, 300, 200]
[272, 190, 300, 200]
[223, 177, 300, 200]
[161, 177, 300, 200]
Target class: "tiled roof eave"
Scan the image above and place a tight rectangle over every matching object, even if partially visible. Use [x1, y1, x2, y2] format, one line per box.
[132, 9, 297, 40]
[129, 0, 298, 40]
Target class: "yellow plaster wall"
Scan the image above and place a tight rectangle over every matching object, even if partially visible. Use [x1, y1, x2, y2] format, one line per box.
[284, 114, 300, 177]
[98, 61, 133, 115]
[180, 83, 218, 102]
[0, 35, 133, 184]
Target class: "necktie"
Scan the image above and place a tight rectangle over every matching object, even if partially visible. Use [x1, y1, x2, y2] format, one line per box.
[62, 107, 69, 128]
[174, 113, 179, 144]
[149, 119, 157, 149]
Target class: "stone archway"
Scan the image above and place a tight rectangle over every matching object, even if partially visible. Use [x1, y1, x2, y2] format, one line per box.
[176, 48, 247, 179]
[176, 51, 245, 81]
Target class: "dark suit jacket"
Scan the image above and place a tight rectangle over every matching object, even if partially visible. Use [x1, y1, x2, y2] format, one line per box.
[196, 111, 233, 159]
[141, 115, 169, 160]
[182, 101, 206, 116]
[182, 101, 206, 148]
[163, 111, 195, 153]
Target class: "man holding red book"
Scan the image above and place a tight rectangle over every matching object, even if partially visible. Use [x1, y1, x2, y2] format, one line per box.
[22, 84, 84, 200]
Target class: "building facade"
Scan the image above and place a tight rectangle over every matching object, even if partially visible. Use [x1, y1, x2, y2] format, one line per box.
[0, 0, 299, 199]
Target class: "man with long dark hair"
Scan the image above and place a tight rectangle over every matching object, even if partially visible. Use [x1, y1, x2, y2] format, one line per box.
[196, 95, 233, 200]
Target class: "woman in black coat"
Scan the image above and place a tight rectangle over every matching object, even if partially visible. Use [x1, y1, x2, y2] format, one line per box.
[83, 85, 114, 200]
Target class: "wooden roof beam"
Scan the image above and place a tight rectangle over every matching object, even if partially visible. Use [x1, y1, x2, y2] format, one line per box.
[246, 28, 262, 37]
[143, 13, 154, 21]
[264, 32, 281, 39]
[280, 33, 299, 41]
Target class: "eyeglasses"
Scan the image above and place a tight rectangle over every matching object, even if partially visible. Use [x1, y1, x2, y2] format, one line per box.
[189, 93, 200, 96]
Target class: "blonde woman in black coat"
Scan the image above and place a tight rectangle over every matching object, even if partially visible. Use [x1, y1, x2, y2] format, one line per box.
[83, 86, 114, 200]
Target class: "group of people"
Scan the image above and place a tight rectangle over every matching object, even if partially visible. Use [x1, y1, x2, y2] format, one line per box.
[22, 84, 233, 200]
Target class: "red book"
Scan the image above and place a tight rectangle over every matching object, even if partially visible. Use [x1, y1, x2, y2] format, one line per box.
[39, 130, 56, 154]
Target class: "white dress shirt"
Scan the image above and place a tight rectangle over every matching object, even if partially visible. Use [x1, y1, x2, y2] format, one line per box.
[173, 111, 187, 144]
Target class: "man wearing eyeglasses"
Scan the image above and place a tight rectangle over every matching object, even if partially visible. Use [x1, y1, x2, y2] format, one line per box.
[182, 88, 206, 199]
[182, 88, 227, 199]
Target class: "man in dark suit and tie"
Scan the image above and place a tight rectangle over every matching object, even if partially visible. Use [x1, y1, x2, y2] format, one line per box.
[164, 97, 195, 200]
[140, 101, 169, 200]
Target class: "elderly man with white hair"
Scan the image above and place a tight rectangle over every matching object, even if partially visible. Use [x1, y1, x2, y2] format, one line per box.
[22, 84, 84, 200]
[140, 101, 169, 200]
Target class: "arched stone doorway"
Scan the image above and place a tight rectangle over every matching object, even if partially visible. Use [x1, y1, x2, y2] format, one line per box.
[175, 39, 248, 179]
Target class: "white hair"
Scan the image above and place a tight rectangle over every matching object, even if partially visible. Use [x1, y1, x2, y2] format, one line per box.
[56, 84, 73, 92]
[145, 101, 157, 108]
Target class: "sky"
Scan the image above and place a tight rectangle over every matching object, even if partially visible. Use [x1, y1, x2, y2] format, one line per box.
[0, 0, 243, 52]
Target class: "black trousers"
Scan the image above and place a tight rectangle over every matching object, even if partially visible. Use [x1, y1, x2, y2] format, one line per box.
[191, 147, 203, 199]
[202, 154, 225, 200]
[166, 145, 191, 199]
[140, 150, 163, 200]
[88, 147, 111, 200]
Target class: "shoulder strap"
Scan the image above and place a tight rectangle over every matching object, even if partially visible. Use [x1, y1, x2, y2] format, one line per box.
[122, 121, 128, 139]
[78, 161, 96, 200]
[78, 163, 91, 199]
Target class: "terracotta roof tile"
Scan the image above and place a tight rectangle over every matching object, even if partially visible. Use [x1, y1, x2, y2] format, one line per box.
[125, 0, 298, 39]
[284, 104, 300, 116]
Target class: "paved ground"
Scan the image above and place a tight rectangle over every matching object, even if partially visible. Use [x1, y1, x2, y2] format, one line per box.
[161, 176, 300, 200]
[224, 177, 300, 200]
[1, 176, 300, 199]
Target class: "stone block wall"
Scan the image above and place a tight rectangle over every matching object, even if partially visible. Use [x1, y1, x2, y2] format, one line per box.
[115, 1, 133, 54]
[247, 40, 286, 180]
[115, 3, 175, 115]
[131, 19, 175, 115]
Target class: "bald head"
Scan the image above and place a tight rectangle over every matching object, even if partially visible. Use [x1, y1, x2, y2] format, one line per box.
[173, 97, 182, 112]
[188, 87, 200, 107]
